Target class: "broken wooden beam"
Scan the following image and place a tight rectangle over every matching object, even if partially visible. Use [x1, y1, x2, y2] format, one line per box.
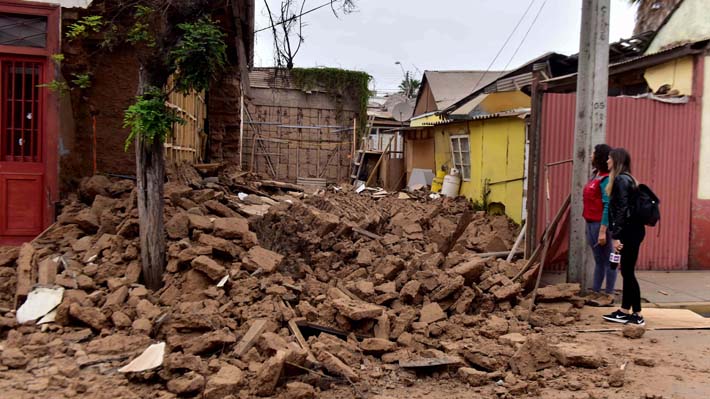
[294, 319, 371, 340]
[258, 180, 305, 192]
[193, 163, 222, 173]
[399, 356, 463, 369]
[512, 194, 571, 282]
[475, 250, 524, 259]
[351, 227, 383, 241]
[233, 319, 268, 357]
[288, 318, 318, 364]
[335, 283, 364, 302]
[14, 243, 36, 309]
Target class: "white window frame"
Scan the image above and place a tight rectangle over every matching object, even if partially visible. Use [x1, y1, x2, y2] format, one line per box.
[450, 134, 471, 181]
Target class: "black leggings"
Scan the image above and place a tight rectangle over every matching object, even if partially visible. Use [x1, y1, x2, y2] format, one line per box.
[620, 238, 643, 313]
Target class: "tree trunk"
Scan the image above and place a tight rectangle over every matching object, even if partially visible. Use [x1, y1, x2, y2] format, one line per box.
[135, 68, 166, 290]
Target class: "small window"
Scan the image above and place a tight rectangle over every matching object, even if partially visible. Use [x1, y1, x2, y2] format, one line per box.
[450, 135, 471, 180]
[0, 14, 48, 48]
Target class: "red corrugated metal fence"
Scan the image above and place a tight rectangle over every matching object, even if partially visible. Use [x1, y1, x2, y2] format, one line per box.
[537, 93, 699, 271]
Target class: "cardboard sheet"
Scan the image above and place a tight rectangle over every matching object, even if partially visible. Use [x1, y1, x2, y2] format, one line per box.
[575, 307, 710, 331]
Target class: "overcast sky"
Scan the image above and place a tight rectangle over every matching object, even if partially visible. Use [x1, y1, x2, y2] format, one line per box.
[253, 0, 638, 93]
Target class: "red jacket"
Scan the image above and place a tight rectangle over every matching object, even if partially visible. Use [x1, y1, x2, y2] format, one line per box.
[583, 172, 609, 223]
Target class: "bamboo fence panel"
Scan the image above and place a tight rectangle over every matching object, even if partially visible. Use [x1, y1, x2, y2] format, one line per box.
[164, 75, 206, 163]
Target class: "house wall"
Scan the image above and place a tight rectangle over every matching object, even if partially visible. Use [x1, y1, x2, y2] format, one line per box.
[432, 118, 526, 224]
[59, 46, 140, 187]
[699, 56, 710, 201]
[646, 0, 710, 53]
[538, 93, 700, 271]
[689, 55, 710, 269]
[404, 136, 436, 178]
[643, 56, 694, 95]
[478, 91, 531, 113]
[208, 69, 242, 163]
[57, 2, 250, 190]
[413, 81, 436, 117]
[379, 156, 405, 191]
[643, 0, 710, 268]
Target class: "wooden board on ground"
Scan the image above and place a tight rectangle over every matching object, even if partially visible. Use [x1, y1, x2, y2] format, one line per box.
[233, 319, 268, 356]
[399, 356, 463, 369]
[576, 307, 710, 331]
[352, 227, 382, 241]
[294, 319, 371, 340]
[288, 319, 318, 364]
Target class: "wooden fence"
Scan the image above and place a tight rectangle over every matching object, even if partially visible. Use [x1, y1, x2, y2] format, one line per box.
[243, 104, 356, 183]
[164, 76, 207, 163]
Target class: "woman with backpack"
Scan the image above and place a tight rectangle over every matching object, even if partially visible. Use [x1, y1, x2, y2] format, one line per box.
[583, 144, 616, 298]
[602, 148, 646, 326]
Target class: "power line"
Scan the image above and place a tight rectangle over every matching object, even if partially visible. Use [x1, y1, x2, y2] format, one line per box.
[501, 0, 548, 73]
[469, 0, 538, 93]
[255, 0, 341, 33]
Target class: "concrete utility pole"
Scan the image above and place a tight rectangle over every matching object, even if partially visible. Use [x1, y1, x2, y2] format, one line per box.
[568, 0, 610, 289]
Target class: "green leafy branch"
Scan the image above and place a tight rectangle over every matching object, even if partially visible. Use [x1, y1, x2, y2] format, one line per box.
[123, 88, 185, 151]
[66, 15, 104, 40]
[127, 5, 156, 47]
[170, 17, 228, 94]
[71, 73, 92, 89]
[38, 80, 70, 96]
[51, 53, 65, 65]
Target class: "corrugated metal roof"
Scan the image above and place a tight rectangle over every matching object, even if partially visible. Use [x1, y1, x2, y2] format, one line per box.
[423, 70, 505, 110]
[421, 108, 529, 126]
[489, 72, 534, 93]
[543, 39, 709, 87]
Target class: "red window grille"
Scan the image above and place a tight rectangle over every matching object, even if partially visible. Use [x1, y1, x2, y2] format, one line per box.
[1, 60, 42, 162]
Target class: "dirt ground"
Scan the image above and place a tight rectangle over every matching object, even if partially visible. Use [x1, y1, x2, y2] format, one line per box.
[317, 329, 710, 399]
[1, 328, 708, 398]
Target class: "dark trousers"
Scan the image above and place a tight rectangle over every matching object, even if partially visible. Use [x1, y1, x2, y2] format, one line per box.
[619, 228, 645, 313]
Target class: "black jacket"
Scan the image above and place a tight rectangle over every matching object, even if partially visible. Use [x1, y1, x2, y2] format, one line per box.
[609, 173, 644, 241]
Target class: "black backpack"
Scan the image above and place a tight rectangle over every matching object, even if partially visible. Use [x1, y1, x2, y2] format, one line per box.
[634, 183, 661, 227]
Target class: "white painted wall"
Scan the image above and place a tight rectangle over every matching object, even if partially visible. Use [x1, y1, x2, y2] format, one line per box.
[699, 55, 710, 200]
[646, 0, 710, 53]
[25, 0, 92, 8]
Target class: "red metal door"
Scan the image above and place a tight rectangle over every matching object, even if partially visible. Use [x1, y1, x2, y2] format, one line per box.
[0, 57, 45, 243]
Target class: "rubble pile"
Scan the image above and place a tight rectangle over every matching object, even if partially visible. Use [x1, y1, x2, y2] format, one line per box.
[0, 166, 592, 398]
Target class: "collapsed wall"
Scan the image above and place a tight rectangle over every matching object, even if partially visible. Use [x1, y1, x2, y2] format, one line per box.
[0, 166, 593, 398]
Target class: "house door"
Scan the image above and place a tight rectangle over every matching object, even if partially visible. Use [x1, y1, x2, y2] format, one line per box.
[0, 57, 45, 243]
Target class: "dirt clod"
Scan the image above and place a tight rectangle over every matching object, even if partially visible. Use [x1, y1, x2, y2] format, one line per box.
[622, 323, 646, 339]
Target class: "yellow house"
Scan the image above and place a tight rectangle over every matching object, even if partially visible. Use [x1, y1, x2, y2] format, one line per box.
[427, 108, 529, 224]
[406, 55, 576, 224]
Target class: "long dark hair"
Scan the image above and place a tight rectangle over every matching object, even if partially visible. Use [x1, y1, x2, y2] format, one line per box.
[593, 144, 611, 173]
[606, 147, 634, 195]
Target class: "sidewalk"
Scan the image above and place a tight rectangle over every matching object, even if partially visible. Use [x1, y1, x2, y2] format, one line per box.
[542, 270, 710, 314]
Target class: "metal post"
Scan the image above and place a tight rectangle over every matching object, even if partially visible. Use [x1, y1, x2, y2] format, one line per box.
[525, 67, 544, 259]
[569, 0, 610, 290]
[239, 83, 244, 169]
